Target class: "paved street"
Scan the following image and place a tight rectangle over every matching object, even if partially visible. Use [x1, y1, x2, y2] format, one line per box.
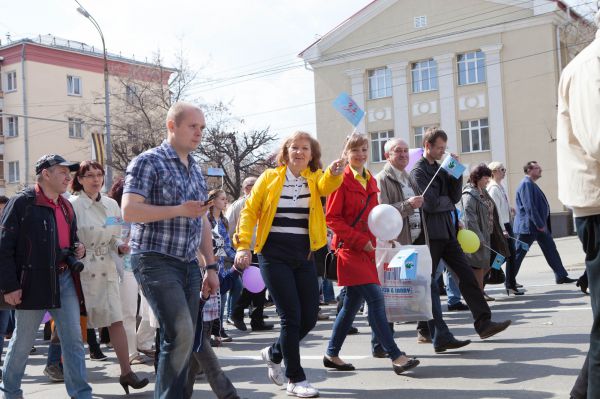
[9, 236, 591, 398]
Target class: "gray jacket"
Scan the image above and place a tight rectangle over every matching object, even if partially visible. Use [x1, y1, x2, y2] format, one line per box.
[459, 184, 509, 268]
[375, 163, 428, 245]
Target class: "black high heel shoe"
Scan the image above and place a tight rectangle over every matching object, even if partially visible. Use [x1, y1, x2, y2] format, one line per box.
[506, 287, 524, 296]
[119, 371, 149, 394]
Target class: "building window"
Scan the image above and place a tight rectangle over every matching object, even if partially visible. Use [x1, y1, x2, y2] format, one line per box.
[125, 84, 138, 105]
[8, 161, 19, 183]
[411, 59, 438, 93]
[414, 16, 427, 28]
[370, 130, 394, 162]
[7, 116, 18, 137]
[5, 71, 17, 92]
[68, 118, 83, 139]
[413, 126, 431, 148]
[457, 51, 486, 85]
[368, 68, 392, 99]
[67, 75, 82, 96]
[460, 118, 489, 153]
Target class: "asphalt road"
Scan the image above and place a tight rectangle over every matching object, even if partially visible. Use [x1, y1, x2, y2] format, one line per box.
[7, 236, 591, 399]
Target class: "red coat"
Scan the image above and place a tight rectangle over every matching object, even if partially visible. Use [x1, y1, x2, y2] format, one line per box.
[326, 166, 380, 287]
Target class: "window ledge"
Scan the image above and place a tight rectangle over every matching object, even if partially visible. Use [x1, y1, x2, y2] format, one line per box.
[67, 93, 82, 97]
[461, 149, 491, 154]
[458, 81, 486, 87]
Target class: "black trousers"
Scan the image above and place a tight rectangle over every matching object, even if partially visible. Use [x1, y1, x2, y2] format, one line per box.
[231, 288, 266, 325]
[429, 238, 492, 333]
[570, 215, 600, 398]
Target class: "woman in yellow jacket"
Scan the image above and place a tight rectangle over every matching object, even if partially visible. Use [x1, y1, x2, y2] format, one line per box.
[234, 131, 344, 398]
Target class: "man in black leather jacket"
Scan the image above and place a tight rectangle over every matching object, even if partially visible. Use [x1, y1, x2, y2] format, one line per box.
[411, 129, 511, 352]
[0, 154, 92, 399]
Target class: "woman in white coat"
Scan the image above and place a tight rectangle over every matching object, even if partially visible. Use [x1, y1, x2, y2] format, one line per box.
[70, 161, 148, 393]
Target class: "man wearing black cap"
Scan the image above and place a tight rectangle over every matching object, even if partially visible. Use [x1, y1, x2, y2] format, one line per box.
[0, 154, 92, 399]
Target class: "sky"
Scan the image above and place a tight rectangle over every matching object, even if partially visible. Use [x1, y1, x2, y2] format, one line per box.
[0, 0, 370, 140]
[0, 0, 595, 143]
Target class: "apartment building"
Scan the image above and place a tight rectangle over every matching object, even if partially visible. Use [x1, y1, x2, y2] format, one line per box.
[0, 35, 174, 196]
[300, 0, 591, 235]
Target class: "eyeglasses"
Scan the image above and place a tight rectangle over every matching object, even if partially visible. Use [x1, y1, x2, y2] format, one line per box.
[499, 168, 506, 172]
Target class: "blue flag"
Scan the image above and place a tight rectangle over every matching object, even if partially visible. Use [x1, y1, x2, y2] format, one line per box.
[441, 155, 466, 179]
[105, 216, 124, 226]
[491, 253, 505, 270]
[332, 92, 365, 127]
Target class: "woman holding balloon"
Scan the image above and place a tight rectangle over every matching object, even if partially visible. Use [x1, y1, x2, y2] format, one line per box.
[234, 131, 345, 398]
[324, 134, 419, 375]
[459, 164, 509, 300]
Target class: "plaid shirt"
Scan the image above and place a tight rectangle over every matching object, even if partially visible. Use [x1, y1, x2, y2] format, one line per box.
[124, 140, 208, 261]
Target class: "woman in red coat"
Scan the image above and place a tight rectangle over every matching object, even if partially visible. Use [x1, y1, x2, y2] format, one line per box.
[323, 134, 419, 375]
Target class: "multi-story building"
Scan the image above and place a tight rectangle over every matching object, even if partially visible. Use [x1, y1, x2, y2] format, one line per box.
[300, 0, 592, 235]
[0, 35, 174, 196]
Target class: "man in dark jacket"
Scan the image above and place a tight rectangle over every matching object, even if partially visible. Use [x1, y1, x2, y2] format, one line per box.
[411, 129, 511, 351]
[0, 154, 92, 399]
[512, 161, 575, 287]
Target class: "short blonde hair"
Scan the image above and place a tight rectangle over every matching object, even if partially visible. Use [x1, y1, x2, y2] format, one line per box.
[276, 131, 322, 172]
[166, 102, 202, 127]
[344, 134, 369, 158]
[488, 161, 504, 171]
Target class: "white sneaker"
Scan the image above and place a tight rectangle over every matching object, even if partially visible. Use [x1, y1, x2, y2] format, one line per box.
[261, 346, 285, 386]
[286, 380, 319, 398]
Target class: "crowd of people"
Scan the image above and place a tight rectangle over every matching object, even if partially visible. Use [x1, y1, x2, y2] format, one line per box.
[0, 19, 598, 395]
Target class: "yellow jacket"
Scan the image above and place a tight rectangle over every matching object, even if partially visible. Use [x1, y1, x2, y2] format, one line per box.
[234, 165, 343, 253]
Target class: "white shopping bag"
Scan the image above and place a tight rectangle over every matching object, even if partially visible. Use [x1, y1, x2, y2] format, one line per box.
[376, 240, 433, 322]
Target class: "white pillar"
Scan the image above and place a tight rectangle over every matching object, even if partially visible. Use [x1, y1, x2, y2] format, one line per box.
[344, 68, 366, 134]
[433, 53, 458, 152]
[481, 44, 506, 166]
[387, 61, 410, 145]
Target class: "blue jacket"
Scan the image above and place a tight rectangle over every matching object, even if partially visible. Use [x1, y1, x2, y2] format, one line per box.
[513, 176, 550, 235]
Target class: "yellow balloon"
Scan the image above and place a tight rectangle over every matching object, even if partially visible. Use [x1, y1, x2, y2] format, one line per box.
[457, 229, 480, 254]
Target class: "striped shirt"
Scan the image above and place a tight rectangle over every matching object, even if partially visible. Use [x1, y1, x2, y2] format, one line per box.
[124, 140, 207, 262]
[262, 168, 311, 261]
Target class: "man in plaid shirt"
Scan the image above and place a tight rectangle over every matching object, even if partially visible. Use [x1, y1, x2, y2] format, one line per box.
[123, 102, 220, 399]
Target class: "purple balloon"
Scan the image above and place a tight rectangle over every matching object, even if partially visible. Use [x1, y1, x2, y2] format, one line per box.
[42, 311, 52, 324]
[242, 266, 265, 293]
[406, 148, 424, 172]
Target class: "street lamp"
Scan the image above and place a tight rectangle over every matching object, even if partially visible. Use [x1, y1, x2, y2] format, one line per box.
[75, 1, 113, 188]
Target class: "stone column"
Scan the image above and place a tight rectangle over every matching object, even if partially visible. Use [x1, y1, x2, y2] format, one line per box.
[481, 44, 506, 166]
[433, 53, 458, 152]
[387, 61, 410, 144]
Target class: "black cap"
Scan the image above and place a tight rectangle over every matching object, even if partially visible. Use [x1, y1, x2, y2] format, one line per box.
[35, 154, 80, 175]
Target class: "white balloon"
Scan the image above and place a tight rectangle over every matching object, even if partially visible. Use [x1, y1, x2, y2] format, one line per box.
[368, 204, 404, 241]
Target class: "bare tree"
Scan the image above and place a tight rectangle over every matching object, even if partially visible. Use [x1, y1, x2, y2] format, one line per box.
[559, 4, 598, 63]
[74, 50, 200, 173]
[195, 102, 277, 199]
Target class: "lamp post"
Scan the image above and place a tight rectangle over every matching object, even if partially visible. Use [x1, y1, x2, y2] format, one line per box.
[76, 1, 112, 187]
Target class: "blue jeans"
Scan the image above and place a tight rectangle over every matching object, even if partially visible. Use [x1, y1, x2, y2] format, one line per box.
[258, 255, 319, 383]
[513, 228, 568, 282]
[427, 260, 454, 346]
[328, 283, 404, 361]
[445, 267, 462, 306]
[0, 310, 10, 363]
[132, 252, 201, 399]
[0, 273, 91, 399]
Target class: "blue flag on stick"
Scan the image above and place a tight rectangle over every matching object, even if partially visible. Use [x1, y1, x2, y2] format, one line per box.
[519, 241, 530, 251]
[332, 92, 365, 127]
[441, 155, 466, 179]
[491, 253, 506, 270]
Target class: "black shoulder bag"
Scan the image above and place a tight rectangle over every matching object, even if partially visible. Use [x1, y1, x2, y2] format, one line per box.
[323, 193, 374, 281]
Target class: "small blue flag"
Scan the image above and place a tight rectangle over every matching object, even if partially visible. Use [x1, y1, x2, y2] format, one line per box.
[441, 155, 466, 179]
[105, 216, 124, 226]
[332, 92, 365, 127]
[491, 253, 505, 270]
